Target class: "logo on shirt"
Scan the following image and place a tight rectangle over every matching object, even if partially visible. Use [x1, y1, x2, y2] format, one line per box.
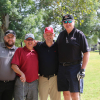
[2, 51, 5, 53]
[71, 37, 76, 40]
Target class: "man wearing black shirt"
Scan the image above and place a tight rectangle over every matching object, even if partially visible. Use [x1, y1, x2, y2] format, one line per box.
[34, 27, 61, 100]
[56, 14, 90, 100]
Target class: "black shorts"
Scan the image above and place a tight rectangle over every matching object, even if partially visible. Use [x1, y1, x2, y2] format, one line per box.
[57, 64, 83, 92]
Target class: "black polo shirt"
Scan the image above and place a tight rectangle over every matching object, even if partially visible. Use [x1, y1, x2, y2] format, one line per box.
[56, 27, 89, 62]
[34, 41, 58, 75]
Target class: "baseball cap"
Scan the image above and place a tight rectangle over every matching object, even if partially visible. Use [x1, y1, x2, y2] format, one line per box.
[62, 14, 74, 21]
[44, 27, 54, 34]
[5, 30, 16, 36]
[25, 33, 35, 40]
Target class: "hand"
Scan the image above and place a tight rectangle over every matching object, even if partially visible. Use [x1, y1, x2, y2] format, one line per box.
[20, 73, 26, 83]
[34, 40, 39, 46]
[77, 69, 85, 81]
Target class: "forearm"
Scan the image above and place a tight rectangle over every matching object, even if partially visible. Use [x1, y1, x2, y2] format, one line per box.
[81, 52, 90, 69]
[11, 64, 24, 76]
[11, 64, 26, 82]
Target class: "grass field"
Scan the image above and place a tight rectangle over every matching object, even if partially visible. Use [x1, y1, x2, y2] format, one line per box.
[81, 52, 100, 100]
[48, 52, 100, 100]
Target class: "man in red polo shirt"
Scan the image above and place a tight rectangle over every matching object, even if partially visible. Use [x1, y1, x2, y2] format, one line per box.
[11, 33, 39, 100]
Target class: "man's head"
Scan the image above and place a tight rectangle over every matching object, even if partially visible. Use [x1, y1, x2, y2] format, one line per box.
[62, 14, 75, 32]
[24, 33, 35, 50]
[43, 27, 55, 44]
[4, 30, 16, 48]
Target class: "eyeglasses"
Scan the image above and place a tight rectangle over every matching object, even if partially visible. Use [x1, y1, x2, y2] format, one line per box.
[26, 39, 34, 41]
[63, 20, 72, 23]
[6, 36, 15, 39]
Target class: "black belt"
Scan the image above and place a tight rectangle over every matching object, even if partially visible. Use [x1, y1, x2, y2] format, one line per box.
[0, 80, 14, 83]
[60, 61, 82, 66]
[40, 74, 57, 80]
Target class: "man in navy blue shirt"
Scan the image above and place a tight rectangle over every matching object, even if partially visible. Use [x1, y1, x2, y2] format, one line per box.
[56, 14, 90, 100]
[34, 27, 61, 100]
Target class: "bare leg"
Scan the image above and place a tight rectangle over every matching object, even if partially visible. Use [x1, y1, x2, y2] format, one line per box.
[71, 92, 79, 100]
[63, 91, 71, 100]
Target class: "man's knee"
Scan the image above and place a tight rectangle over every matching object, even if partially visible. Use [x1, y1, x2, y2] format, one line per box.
[63, 91, 70, 97]
[71, 92, 79, 100]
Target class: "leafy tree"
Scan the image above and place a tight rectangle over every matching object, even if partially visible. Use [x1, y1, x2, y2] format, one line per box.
[0, 0, 43, 43]
[0, 0, 100, 46]
[37, 0, 99, 34]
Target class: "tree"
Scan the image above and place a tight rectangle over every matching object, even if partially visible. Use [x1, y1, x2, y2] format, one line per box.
[37, 0, 100, 35]
[0, 0, 100, 45]
[0, 0, 12, 41]
[0, 0, 42, 42]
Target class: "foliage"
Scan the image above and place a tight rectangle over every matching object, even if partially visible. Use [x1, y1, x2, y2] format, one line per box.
[94, 50, 99, 52]
[81, 52, 100, 100]
[21, 9, 45, 41]
[15, 38, 22, 47]
[0, 0, 100, 44]
[38, 0, 100, 40]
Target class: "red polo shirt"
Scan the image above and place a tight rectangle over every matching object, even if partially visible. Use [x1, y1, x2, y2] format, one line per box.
[11, 46, 39, 83]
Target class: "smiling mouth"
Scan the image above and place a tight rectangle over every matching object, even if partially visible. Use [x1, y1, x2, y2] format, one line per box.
[28, 43, 32, 45]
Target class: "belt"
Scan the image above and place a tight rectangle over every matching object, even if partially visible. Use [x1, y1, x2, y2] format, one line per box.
[60, 61, 82, 66]
[40, 74, 57, 80]
[0, 80, 14, 83]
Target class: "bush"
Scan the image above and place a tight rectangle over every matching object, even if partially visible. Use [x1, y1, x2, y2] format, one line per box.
[95, 50, 99, 52]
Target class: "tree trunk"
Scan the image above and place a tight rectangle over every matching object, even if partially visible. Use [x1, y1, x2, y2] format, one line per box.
[0, 14, 9, 42]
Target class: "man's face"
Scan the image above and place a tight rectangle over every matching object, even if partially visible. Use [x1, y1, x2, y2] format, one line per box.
[24, 37, 35, 49]
[43, 32, 55, 43]
[63, 20, 75, 31]
[4, 34, 16, 47]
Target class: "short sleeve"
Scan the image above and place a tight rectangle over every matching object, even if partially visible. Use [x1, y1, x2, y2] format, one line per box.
[11, 48, 21, 66]
[80, 34, 90, 53]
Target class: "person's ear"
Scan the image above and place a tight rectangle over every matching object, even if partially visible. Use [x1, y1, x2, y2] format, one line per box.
[4, 36, 5, 40]
[24, 40, 26, 43]
[73, 20, 75, 24]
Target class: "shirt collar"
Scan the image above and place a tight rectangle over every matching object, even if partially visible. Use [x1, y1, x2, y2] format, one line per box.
[1, 42, 16, 50]
[23, 46, 35, 52]
[65, 27, 76, 36]
[43, 40, 55, 47]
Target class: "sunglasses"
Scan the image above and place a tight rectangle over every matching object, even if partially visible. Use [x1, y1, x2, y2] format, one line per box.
[63, 20, 72, 23]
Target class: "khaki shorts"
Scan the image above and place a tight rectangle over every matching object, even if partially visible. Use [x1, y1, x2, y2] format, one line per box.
[39, 75, 61, 100]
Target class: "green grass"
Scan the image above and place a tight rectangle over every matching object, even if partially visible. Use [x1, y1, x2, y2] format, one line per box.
[81, 52, 100, 100]
[48, 52, 100, 100]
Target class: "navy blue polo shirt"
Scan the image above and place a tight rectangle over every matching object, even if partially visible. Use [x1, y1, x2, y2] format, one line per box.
[34, 41, 58, 75]
[56, 27, 89, 62]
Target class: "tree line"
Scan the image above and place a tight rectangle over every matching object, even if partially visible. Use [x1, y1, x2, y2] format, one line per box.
[0, 0, 100, 47]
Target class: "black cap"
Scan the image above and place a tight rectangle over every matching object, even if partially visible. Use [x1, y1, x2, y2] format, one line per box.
[62, 14, 74, 21]
[5, 30, 16, 36]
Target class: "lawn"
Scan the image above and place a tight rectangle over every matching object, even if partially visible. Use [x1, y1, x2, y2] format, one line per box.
[81, 52, 100, 100]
